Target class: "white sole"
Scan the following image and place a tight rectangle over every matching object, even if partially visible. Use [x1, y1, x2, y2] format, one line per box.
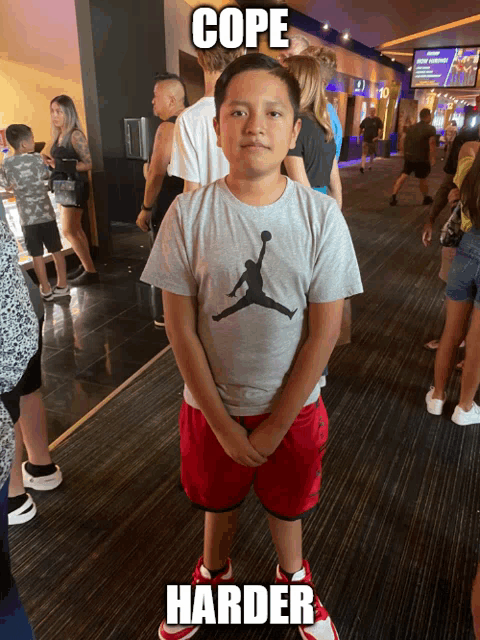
[8, 494, 37, 525]
[22, 462, 63, 491]
[158, 623, 200, 639]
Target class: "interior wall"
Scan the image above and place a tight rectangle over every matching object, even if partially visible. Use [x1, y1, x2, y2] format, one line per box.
[0, 59, 85, 147]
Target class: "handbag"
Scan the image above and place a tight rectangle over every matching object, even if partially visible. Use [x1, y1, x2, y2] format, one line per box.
[440, 201, 464, 247]
[53, 176, 87, 207]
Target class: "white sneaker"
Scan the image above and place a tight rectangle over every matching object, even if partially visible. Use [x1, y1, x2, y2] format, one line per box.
[425, 386, 446, 415]
[452, 402, 480, 426]
[8, 493, 37, 525]
[22, 461, 63, 491]
[52, 284, 71, 298]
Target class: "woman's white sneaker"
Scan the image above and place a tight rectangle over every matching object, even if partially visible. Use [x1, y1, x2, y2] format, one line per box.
[425, 387, 446, 415]
[22, 461, 63, 491]
[452, 402, 480, 426]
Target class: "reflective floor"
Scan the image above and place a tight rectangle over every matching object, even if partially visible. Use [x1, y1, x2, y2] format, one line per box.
[40, 247, 168, 442]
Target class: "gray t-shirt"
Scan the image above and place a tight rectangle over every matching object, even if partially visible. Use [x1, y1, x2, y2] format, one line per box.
[0, 153, 55, 226]
[141, 177, 363, 415]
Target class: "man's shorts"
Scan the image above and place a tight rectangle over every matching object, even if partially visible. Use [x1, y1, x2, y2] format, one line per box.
[402, 159, 431, 179]
[179, 397, 328, 521]
[22, 221, 62, 258]
[1, 317, 43, 425]
[446, 233, 480, 309]
[362, 141, 376, 156]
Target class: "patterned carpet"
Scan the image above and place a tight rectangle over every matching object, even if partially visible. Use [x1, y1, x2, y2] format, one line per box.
[10, 152, 480, 640]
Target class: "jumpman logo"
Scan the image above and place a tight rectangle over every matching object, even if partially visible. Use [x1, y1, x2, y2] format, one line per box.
[212, 231, 297, 322]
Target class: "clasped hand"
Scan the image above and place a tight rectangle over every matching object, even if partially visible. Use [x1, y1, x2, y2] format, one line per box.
[215, 417, 285, 468]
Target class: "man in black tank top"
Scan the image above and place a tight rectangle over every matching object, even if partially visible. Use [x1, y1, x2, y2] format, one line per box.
[136, 72, 188, 325]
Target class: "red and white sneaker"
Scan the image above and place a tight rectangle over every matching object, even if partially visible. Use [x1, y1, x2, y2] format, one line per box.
[275, 560, 339, 640]
[158, 556, 234, 639]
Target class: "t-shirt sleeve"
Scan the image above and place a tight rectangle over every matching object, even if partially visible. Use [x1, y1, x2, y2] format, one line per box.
[378, 118, 383, 129]
[33, 153, 49, 179]
[168, 114, 200, 183]
[360, 119, 366, 129]
[308, 199, 363, 303]
[140, 197, 197, 296]
[0, 165, 11, 189]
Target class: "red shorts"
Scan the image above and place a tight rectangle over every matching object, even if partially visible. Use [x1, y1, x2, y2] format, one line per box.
[179, 397, 328, 521]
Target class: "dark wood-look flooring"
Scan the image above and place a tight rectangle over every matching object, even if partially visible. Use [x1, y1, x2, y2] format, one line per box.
[10, 152, 480, 640]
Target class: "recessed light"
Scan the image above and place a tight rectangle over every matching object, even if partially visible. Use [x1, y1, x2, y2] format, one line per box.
[408, 66, 412, 71]
[323, 22, 330, 30]
[342, 30, 350, 40]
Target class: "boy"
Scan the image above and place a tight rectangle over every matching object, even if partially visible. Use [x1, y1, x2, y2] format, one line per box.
[0, 124, 69, 301]
[142, 53, 363, 640]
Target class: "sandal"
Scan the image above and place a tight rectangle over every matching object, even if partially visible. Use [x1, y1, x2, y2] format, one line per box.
[424, 340, 440, 351]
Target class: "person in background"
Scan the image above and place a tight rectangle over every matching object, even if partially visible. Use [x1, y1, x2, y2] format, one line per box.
[276, 33, 310, 64]
[390, 108, 436, 206]
[168, 44, 245, 192]
[0, 191, 62, 524]
[0, 207, 38, 639]
[302, 45, 343, 161]
[359, 106, 383, 173]
[283, 55, 341, 206]
[136, 72, 188, 326]
[399, 116, 412, 156]
[43, 95, 98, 286]
[425, 141, 480, 425]
[0, 125, 69, 301]
[443, 120, 458, 161]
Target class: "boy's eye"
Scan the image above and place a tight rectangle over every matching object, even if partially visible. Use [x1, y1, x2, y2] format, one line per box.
[232, 110, 246, 117]
[269, 111, 282, 118]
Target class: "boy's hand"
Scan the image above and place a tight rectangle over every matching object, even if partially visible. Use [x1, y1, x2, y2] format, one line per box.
[215, 420, 268, 468]
[42, 154, 55, 168]
[249, 420, 286, 458]
[422, 222, 433, 247]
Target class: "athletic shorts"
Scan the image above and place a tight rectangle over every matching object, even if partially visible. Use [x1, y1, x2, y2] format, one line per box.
[22, 221, 62, 258]
[446, 231, 480, 309]
[402, 159, 431, 179]
[179, 397, 328, 521]
[1, 318, 43, 425]
[362, 141, 376, 156]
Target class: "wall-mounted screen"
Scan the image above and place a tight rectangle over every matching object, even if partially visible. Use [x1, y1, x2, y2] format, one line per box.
[411, 47, 480, 88]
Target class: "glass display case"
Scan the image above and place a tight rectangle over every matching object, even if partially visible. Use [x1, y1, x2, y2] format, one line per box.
[1, 189, 73, 265]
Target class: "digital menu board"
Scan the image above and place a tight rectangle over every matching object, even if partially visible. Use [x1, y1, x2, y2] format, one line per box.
[411, 47, 480, 88]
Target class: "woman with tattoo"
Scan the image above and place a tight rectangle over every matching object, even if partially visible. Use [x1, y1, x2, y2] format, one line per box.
[43, 95, 98, 285]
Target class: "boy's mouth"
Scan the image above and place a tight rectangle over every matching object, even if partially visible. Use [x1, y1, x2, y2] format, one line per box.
[241, 141, 269, 149]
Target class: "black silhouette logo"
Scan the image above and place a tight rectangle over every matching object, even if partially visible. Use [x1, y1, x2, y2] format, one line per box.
[213, 231, 297, 322]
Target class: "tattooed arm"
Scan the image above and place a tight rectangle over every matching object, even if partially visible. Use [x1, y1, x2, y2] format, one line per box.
[71, 130, 93, 172]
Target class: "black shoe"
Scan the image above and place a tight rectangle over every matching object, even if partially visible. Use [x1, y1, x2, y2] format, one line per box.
[67, 264, 84, 280]
[69, 270, 100, 286]
[359, 167, 364, 174]
[389, 194, 397, 206]
[423, 195, 433, 205]
[154, 314, 165, 327]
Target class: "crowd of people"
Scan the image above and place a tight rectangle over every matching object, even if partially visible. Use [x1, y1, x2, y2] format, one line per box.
[0, 34, 480, 640]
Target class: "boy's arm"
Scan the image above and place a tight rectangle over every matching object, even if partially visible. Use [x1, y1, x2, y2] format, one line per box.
[164, 290, 267, 468]
[249, 299, 343, 457]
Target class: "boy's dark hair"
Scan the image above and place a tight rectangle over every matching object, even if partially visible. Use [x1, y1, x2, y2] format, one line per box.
[419, 108, 431, 120]
[154, 71, 190, 108]
[460, 146, 480, 228]
[6, 124, 32, 150]
[214, 53, 300, 122]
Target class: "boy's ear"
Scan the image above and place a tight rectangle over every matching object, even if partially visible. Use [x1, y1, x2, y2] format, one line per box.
[289, 118, 302, 150]
[213, 117, 222, 149]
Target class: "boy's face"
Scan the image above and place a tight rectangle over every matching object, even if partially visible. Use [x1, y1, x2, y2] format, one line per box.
[214, 70, 301, 180]
[19, 134, 35, 154]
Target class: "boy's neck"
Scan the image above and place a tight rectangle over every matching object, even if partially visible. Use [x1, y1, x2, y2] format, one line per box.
[203, 71, 222, 97]
[225, 171, 287, 206]
[13, 150, 26, 156]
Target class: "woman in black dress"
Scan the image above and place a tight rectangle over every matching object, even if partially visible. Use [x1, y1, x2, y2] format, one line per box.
[43, 95, 98, 285]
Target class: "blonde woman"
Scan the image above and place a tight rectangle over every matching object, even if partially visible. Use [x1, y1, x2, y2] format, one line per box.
[43, 95, 98, 285]
[283, 55, 342, 208]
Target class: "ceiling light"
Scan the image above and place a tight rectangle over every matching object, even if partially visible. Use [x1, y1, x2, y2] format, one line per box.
[322, 22, 329, 30]
[391, 57, 395, 61]
[408, 66, 412, 71]
[342, 30, 350, 40]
